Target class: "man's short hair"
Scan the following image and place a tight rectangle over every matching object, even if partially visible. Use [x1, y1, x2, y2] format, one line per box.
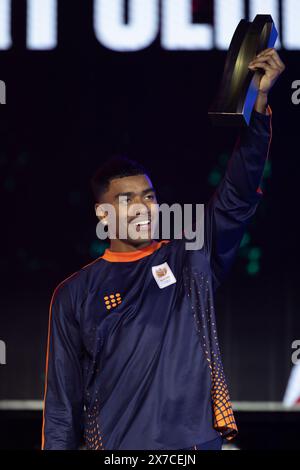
[90, 154, 149, 202]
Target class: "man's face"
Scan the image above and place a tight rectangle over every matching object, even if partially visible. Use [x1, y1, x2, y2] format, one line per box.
[95, 174, 158, 246]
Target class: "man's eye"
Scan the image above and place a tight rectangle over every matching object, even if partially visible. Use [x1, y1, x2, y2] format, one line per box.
[145, 194, 154, 200]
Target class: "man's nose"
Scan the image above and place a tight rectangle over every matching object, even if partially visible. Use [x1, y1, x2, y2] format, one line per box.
[133, 200, 149, 216]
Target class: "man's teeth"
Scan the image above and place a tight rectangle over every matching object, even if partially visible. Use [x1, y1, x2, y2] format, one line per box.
[134, 220, 150, 226]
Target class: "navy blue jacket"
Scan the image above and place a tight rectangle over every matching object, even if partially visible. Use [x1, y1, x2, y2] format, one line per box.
[42, 108, 272, 450]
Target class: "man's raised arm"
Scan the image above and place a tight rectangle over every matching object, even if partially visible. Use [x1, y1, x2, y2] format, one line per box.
[204, 105, 272, 291]
[203, 48, 285, 291]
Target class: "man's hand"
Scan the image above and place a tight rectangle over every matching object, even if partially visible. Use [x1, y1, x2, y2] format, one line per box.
[248, 48, 286, 115]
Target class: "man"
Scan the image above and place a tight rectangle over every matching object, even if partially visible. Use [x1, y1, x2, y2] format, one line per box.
[42, 49, 285, 450]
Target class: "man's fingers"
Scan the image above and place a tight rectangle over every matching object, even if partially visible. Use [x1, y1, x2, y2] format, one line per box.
[248, 60, 279, 78]
[249, 56, 279, 70]
[264, 56, 279, 70]
[256, 48, 286, 71]
[270, 50, 286, 70]
[248, 48, 285, 93]
[257, 47, 274, 57]
[258, 51, 284, 69]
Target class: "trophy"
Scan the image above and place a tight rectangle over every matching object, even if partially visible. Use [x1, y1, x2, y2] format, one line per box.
[208, 14, 278, 127]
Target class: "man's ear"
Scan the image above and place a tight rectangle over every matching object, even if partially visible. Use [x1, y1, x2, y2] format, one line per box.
[95, 203, 101, 217]
[95, 204, 108, 224]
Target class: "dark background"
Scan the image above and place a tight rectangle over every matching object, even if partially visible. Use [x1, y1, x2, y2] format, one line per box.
[0, 0, 299, 449]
